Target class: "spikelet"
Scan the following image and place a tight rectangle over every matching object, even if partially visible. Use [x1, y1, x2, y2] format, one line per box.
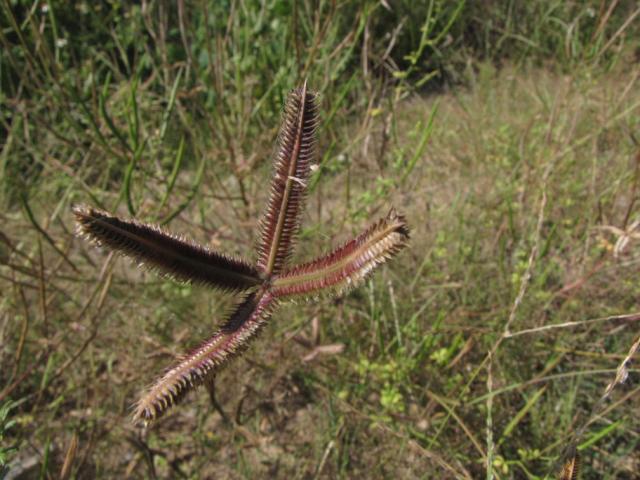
[73, 205, 260, 292]
[133, 291, 275, 423]
[256, 81, 319, 276]
[271, 209, 409, 299]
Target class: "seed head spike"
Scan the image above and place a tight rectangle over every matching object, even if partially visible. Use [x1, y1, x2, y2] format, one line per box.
[73, 205, 260, 292]
[256, 82, 319, 276]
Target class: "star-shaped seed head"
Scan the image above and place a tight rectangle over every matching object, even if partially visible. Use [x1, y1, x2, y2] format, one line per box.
[73, 82, 409, 424]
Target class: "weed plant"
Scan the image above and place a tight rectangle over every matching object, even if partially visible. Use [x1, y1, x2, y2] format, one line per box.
[1, 1, 639, 478]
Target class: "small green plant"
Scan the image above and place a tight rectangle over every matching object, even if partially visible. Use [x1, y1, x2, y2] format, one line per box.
[0, 400, 18, 467]
[74, 82, 409, 424]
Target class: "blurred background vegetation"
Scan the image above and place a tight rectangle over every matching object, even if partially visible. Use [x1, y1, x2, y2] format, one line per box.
[1, 0, 639, 478]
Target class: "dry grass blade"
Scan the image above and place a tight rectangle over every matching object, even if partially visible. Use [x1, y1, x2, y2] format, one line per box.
[133, 290, 275, 424]
[73, 205, 261, 292]
[271, 209, 409, 299]
[600, 333, 640, 401]
[257, 80, 319, 276]
[555, 333, 640, 477]
[59, 433, 79, 480]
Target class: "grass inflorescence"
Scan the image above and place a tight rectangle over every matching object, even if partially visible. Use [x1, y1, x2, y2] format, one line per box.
[72, 83, 409, 425]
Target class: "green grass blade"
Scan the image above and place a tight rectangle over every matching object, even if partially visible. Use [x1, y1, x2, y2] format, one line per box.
[157, 135, 186, 214]
[400, 100, 438, 184]
[578, 419, 623, 451]
[122, 141, 146, 216]
[160, 154, 206, 225]
[99, 71, 131, 153]
[498, 386, 547, 446]
[159, 67, 184, 141]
